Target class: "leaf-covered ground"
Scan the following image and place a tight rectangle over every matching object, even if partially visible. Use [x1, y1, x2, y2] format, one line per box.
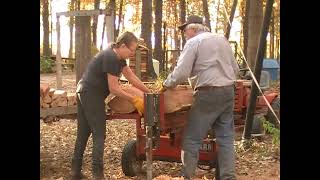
[40, 118, 279, 180]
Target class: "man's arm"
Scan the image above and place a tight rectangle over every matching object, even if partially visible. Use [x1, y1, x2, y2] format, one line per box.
[121, 66, 151, 93]
[164, 42, 198, 88]
[107, 73, 136, 102]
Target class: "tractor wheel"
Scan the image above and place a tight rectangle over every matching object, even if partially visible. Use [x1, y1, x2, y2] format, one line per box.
[265, 96, 280, 128]
[121, 139, 143, 177]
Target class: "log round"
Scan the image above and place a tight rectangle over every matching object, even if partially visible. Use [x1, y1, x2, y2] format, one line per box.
[106, 85, 144, 114]
[106, 85, 193, 114]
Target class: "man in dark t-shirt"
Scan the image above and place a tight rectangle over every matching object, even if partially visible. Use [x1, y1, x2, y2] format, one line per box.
[71, 32, 151, 180]
[78, 47, 127, 98]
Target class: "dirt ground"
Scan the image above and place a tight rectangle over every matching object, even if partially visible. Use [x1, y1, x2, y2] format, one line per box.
[40, 72, 280, 180]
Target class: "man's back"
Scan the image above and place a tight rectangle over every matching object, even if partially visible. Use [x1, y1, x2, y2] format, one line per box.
[187, 32, 239, 88]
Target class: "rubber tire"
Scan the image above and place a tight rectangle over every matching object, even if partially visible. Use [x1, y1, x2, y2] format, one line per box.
[265, 96, 280, 128]
[121, 139, 142, 177]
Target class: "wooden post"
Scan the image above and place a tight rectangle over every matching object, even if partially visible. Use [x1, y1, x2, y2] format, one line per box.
[242, 0, 274, 140]
[75, 16, 92, 84]
[56, 16, 63, 89]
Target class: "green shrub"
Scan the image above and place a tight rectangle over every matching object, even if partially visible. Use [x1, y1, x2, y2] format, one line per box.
[262, 118, 280, 145]
[40, 56, 55, 73]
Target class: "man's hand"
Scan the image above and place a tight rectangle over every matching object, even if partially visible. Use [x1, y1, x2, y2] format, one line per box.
[131, 96, 144, 116]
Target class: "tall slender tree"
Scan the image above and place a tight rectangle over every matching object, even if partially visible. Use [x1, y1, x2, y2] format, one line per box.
[68, 0, 76, 58]
[269, 10, 274, 58]
[247, 0, 263, 69]
[243, 0, 250, 59]
[154, 0, 163, 70]
[92, 0, 100, 47]
[41, 0, 50, 57]
[225, 0, 238, 39]
[202, 0, 211, 31]
[141, 0, 156, 78]
[115, 0, 124, 38]
[179, 0, 186, 46]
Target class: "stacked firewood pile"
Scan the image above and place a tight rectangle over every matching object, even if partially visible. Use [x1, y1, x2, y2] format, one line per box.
[40, 84, 77, 108]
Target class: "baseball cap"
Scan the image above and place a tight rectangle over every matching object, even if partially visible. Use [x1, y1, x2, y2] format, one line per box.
[178, 15, 204, 31]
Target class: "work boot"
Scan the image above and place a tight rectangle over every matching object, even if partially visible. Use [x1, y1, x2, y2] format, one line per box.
[70, 172, 86, 180]
[71, 159, 86, 180]
[92, 163, 105, 180]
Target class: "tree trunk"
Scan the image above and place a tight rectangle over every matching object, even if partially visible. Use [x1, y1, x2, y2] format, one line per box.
[50, 0, 53, 55]
[154, 0, 163, 69]
[276, 37, 280, 60]
[180, 0, 186, 47]
[141, 0, 156, 78]
[247, 0, 263, 69]
[42, 0, 50, 57]
[92, 0, 100, 47]
[202, 0, 211, 31]
[75, 16, 92, 84]
[215, 0, 221, 33]
[115, 0, 124, 39]
[69, 0, 76, 58]
[76, 0, 81, 10]
[109, 0, 116, 41]
[270, 11, 274, 58]
[243, 0, 250, 59]
[173, 0, 180, 49]
[225, 0, 238, 39]
[106, 0, 115, 43]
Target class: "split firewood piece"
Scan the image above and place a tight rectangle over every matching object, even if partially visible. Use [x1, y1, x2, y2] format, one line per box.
[163, 85, 193, 113]
[43, 94, 52, 104]
[40, 97, 44, 108]
[52, 90, 67, 101]
[43, 103, 50, 108]
[48, 88, 56, 97]
[40, 84, 50, 98]
[67, 93, 77, 106]
[107, 85, 144, 114]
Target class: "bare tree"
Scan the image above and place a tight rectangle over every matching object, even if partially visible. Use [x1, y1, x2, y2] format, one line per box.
[154, 0, 163, 71]
[68, 0, 76, 58]
[247, 0, 263, 69]
[243, 0, 250, 59]
[202, 0, 211, 31]
[225, 0, 238, 39]
[269, 11, 274, 58]
[109, 0, 116, 41]
[173, 0, 180, 50]
[141, 0, 156, 78]
[41, 0, 50, 57]
[179, 0, 186, 46]
[115, 0, 124, 38]
[92, 0, 100, 47]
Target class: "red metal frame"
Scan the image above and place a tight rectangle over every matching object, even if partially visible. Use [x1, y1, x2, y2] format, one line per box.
[107, 81, 278, 166]
[107, 93, 217, 166]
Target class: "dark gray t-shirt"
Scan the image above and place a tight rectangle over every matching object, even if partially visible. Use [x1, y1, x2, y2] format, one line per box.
[77, 48, 127, 97]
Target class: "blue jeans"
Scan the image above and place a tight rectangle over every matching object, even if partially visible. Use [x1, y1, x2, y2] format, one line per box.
[181, 85, 236, 180]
